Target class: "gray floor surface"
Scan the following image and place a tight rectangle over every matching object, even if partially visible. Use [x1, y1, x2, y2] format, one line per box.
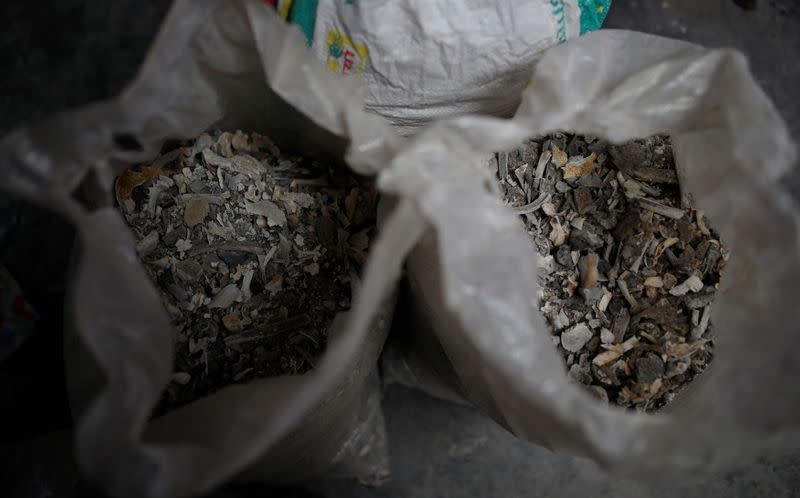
[1, 1, 798, 497]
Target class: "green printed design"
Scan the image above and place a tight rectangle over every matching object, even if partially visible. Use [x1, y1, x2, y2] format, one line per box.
[549, 0, 567, 44]
[578, 0, 611, 35]
[288, 0, 319, 46]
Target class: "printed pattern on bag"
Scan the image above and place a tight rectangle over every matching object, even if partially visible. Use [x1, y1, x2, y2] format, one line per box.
[549, 0, 568, 43]
[263, 0, 320, 46]
[325, 28, 368, 76]
[578, 0, 611, 35]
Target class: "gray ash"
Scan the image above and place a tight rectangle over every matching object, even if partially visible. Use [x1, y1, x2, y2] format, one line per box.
[116, 130, 377, 413]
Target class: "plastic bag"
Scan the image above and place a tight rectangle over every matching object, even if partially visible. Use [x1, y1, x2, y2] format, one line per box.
[385, 30, 800, 478]
[303, 0, 611, 133]
[0, 1, 419, 497]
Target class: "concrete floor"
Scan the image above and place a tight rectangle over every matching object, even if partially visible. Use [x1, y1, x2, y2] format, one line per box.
[0, 1, 798, 497]
[308, 386, 800, 498]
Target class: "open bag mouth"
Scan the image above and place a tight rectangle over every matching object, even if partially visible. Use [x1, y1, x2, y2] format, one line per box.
[393, 28, 799, 478]
[0, 2, 409, 496]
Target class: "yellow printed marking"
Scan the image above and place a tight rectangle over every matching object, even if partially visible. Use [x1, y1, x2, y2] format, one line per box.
[278, 0, 293, 20]
[325, 28, 369, 77]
